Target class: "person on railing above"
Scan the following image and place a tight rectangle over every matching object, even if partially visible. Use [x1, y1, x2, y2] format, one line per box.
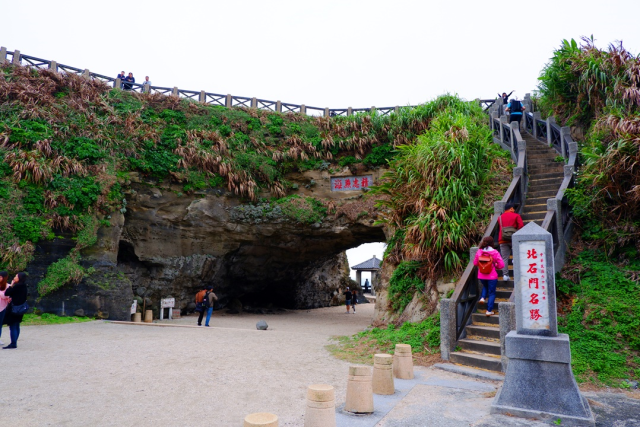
[123, 72, 135, 90]
[498, 202, 523, 282]
[116, 71, 125, 89]
[142, 76, 151, 89]
[498, 91, 514, 105]
[505, 99, 525, 129]
[473, 236, 504, 316]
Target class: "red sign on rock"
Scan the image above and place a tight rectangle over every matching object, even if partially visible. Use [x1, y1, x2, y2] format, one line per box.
[331, 175, 373, 192]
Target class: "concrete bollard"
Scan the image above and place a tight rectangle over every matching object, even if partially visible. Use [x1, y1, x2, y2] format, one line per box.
[132, 312, 142, 323]
[304, 384, 336, 427]
[244, 412, 278, 427]
[344, 366, 374, 414]
[393, 344, 414, 379]
[144, 309, 153, 323]
[372, 354, 395, 395]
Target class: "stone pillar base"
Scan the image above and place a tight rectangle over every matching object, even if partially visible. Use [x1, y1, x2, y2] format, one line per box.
[491, 332, 594, 426]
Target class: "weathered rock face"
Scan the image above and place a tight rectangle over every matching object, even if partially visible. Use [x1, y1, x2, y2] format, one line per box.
[35, 167, 387, 320]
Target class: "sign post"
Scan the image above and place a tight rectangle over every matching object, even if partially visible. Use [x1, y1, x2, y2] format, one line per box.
[160, 298, 175, 320]
[491, 222, 594, 426]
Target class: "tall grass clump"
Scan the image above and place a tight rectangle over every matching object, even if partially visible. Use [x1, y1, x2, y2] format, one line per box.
[539, 37, 640, 386]
[373, 96, 510, 312]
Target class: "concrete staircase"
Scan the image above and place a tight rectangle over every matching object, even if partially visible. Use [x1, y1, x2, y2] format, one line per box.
[448, 133, 564, 372]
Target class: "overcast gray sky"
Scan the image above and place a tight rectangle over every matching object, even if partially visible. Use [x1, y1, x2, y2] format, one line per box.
[3, 0, 638, 273]
[3, 0, 639, 108]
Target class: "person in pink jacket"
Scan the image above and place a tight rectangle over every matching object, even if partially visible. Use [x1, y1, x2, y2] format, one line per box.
[0, 271, 10, 345]
[473, 236, 505, 316]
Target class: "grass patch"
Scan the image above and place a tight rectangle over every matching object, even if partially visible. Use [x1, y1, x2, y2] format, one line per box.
[21, 313, 94, 326]
[557, 247, 640, 386]
[327, 315, 440, 365]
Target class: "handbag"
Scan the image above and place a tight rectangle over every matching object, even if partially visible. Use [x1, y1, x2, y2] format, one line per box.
[500, 216, 517, 241]
[12, 301, 29, 315]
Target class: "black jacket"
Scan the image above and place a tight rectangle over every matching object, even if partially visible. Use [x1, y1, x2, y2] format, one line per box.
[4, 282, 28, 325]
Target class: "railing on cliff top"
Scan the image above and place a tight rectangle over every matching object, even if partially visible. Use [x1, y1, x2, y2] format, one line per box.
[440, 94, 579, 365]
[3, 48, 500, 118]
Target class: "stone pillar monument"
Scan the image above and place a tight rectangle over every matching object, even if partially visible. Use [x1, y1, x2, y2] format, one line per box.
[491, 222, 594, 426]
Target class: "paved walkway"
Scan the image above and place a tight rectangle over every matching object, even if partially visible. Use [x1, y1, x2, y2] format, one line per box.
[2, 303, 637, 426]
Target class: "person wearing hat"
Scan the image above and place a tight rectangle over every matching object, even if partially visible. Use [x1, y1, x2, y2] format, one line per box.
[498, 203, 523, 282]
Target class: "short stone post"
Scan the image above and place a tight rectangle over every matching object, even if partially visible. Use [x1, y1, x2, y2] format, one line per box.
[300, 104, 306, 115]
[370, 106, 376, 115]
[49, 60, 58, 72]
[199, 90, 206, 103]
[304, 384, 335, 427]
[372, 354, 394, 395]
[547, 198, 564, 272]
[499, 115, 508, 147]
[560, 126, 571, 159]
[132, 312, 142, 323]
[439, 298, 456, 360]
[244, 412, 278, 427]
[392, 344, 413, 379]
[12, 49, 21, 65]
[172, 87, 179, 97]
[324, 107, 330, 117]
[142, 83, 150, 93]
[509, 121, 518, 152]
[276, 100, 282, 113]
[491, 223, 594, 426]
[251, 97, 258, 108]
[114, 78, 122, 89]
[394, 106, 399, 114]
[226, 94, 232, 108]
[532, 112, 541, 139]
[546, 116, 556, 147]
[497, 301, 516, 372]
[0, 46, 6, 63]
[144, 309, 153, 323]
[82, 69, 91, 80]
[344, 366, 374, 414]
[347, 107, 352, 116]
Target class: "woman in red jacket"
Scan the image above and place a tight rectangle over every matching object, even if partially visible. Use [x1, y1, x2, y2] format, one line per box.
[473, 236, 505, 316]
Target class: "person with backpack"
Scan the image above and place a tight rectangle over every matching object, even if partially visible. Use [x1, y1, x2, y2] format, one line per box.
[203, 286, 218, 327]
[195, 287, 207, 326]
[505, 98, 526, 128]
[499, 202, 524, 282]
[473, 236, 504, 316]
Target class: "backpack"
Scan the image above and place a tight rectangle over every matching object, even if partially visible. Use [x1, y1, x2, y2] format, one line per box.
[510, 100, 522, 113]
[203, 291, 211, 308]
[500, 216, 518, 241]
[478, 251, 494, 275]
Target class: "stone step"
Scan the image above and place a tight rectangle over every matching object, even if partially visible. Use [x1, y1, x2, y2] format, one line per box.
[524, 203, 547, 213]
[528, 166, 564, 175]
[471, 313, 500, 325]
[527, 152, 559, 159]
[524, 219, 543, 226]
[527, 157, 563, 165]
[465, 325, 500, 339]
[449, 351, 502, 372]
[457, 338, 501, 356]
[525, 196, 553, 206]
[526, 189, 558, 199]
[530, 171, 565, 180]
[528, 182, 562, 192]
[521, 211, 547, 221]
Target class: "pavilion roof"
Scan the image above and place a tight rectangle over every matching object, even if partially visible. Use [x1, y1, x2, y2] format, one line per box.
[351, 256, 381, 270]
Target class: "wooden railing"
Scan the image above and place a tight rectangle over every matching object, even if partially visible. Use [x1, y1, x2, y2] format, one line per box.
[1, 47, 414, 118]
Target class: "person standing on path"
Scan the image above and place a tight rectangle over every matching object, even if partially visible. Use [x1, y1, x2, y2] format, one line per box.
[344, 287, 353, 314]
[351, 289, 357, 314]
[195, 287, 207, 326]
[204, 286, 218, 327]
[498, 202, 524, 282]
[3, 272, 28, 349]
[0, 271, 10, 345]
[498, 91, 514, 105]
[505, 98, 526, 129]
[473, 236, 504, 316]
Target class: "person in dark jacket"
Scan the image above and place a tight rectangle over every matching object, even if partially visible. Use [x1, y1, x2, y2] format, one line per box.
[498, 90, 514, 104]
[3, 272, 28, 349]
[123, 72, 135, 90]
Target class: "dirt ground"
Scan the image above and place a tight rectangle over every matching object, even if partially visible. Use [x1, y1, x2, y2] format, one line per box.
[1, 303, 375, 426]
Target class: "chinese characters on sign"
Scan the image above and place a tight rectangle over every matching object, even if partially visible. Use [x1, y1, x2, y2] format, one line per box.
[160, 298, 175, 308]
[330, 175, 373, 192]
[519, 240, 550, 330]
[130, 299, 137, 315]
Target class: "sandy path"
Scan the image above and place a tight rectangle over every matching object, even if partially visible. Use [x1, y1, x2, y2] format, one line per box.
[1, 304, 373, 426]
